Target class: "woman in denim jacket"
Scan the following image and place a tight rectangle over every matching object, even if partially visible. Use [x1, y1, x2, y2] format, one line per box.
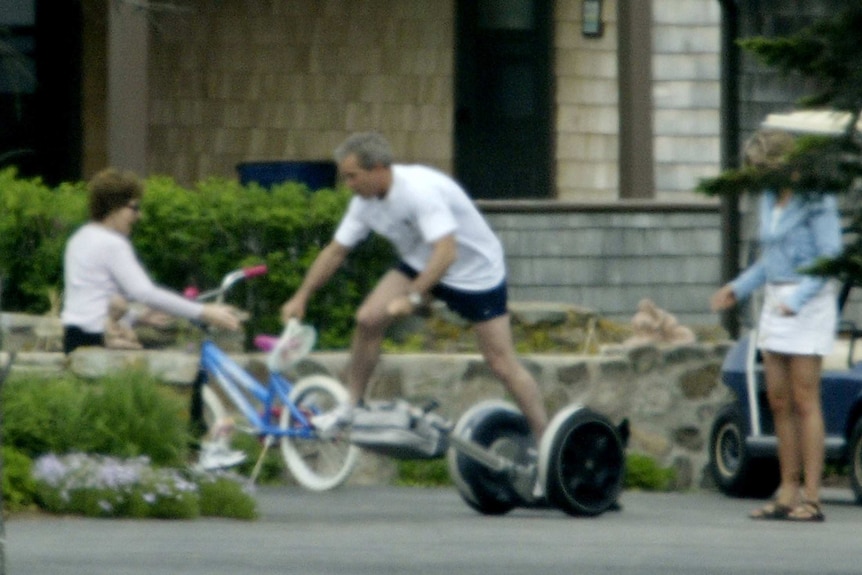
[711, 130, 843, 522]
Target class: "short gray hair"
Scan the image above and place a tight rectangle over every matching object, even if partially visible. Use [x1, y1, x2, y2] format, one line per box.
[334, 132, 394, 169]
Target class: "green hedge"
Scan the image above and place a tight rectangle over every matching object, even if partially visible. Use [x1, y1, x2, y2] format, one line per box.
[0, 168, 394, 348]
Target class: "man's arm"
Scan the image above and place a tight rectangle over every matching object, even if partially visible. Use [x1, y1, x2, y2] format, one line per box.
[411, 233, 457, 294]
[281, 240, 350, 321]
[388, 234, 457, 317]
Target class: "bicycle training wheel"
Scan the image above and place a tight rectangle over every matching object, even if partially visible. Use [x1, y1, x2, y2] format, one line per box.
[280, 374, 360, 491]
[537, 405, 625, 517]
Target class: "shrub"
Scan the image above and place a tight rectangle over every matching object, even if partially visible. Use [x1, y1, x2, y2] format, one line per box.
[195, 470, 258, 520]
[395, 458, 452, 487]
[78, 370, 192, 467]
[624, 453, 675, 491]
[30, 453, 258, 519]
[2, 446, 38, 511]
[231, 432, 286, 484]
[0, 168, 87, 313]
[2, 371, 192, 466]
[2, 372, 258, 519]
[0, 169, 395, 348]
[30, 453, 257, 520]
[2, 373, 91, 457]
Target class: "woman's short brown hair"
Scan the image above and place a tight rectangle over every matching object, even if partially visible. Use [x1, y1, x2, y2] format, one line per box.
[88, 168, 144, 221]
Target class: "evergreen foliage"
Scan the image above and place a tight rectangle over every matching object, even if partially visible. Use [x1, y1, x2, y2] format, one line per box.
[697, 5, 862, 285]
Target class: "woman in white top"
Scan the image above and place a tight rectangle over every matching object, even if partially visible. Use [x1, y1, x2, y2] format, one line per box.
[61, 168, 240, 354]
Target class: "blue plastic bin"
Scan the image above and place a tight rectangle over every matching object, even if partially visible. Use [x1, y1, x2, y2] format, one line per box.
[236, 161, 337, 190]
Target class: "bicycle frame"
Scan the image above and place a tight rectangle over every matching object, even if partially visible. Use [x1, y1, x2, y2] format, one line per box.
[198, 340, 316, 440]
[185, 266, 359, 489]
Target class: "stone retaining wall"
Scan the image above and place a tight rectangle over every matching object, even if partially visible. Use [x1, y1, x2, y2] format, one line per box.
[1, 339, 733, 491]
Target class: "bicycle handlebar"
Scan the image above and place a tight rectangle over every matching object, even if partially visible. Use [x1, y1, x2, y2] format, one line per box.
[189, 265, 268, 302]
[243, 264, 268, 279]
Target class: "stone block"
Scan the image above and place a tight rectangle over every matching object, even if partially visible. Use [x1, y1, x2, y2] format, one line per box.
[679, 364, 721, 399]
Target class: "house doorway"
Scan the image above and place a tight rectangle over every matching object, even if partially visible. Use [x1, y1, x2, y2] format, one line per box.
[455, 0, 553, 200]
[0, 0, 82, 184]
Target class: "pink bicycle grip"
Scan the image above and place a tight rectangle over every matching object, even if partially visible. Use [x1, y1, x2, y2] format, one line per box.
[243, 264, 268, 278]
[183, 286, 200, 299]
[254, 334, 278, 352]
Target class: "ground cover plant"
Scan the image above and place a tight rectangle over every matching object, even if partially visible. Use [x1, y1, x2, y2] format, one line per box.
[1, 370, 257, 519]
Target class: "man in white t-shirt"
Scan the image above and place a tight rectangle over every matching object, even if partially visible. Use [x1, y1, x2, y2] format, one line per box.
[281, 132, 548, 442]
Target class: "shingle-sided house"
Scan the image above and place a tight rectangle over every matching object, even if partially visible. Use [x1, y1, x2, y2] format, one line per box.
[0, 0, 850, 328]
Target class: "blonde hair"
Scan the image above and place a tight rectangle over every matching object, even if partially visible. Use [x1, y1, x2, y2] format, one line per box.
[743, 129, 796, 169]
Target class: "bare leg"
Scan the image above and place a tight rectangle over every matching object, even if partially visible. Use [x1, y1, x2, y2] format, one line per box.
[473, 314, 548, 440]
[788, 354, 824, 504]
[345, 270, 411, 403]
[762, 351, 801, 506]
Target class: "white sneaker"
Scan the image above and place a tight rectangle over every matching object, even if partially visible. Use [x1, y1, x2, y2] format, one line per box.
[311, 403, 353, 438]
[196, 439, 247, 471]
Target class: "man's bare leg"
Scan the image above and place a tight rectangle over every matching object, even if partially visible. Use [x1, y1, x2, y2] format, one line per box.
[473, 314, 548, 440]
[345, 270, 411, 403]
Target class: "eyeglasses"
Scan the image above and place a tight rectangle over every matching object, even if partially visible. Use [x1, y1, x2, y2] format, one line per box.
[126, 202, 141, 213]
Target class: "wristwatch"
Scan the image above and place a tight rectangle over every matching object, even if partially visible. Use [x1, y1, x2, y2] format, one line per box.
[407, 291, 423, 307]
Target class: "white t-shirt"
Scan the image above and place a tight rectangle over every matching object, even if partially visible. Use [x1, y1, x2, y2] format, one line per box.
[61, 223, 204, 333]
[334, 164, 505, 291]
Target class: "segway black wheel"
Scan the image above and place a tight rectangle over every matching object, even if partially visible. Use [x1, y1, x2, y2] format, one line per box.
[538, 405, 625, 517]
[447, 400, 533, 515]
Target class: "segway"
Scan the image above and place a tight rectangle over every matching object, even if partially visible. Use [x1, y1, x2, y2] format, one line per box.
[447, 401, 627, 517]
[351, 398, 627, 517]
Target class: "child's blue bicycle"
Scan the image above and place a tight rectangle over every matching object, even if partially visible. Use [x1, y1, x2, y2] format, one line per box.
[195, 267, 627, 517]
[190, 266, 359, 490]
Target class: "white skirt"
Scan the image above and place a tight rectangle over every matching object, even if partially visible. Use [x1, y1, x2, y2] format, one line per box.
[757, 282, 837, 356]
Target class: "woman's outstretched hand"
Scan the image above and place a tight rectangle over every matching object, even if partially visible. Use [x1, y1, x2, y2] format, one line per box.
[200, 304, 243, 331]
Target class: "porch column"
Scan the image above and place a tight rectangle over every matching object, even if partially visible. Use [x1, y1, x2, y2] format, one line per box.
[617, 0, 654, 199]
[107, 1, 148, 174]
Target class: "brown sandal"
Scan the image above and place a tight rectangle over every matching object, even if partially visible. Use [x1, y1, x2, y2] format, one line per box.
[787, 501, 825, 522]
[749, 501, 792, 520]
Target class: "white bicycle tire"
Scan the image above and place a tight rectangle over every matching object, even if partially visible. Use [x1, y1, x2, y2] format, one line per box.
[280, 374, 360, 491]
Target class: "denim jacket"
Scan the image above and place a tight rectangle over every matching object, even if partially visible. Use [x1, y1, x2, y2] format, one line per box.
[730, 190, 843, 313]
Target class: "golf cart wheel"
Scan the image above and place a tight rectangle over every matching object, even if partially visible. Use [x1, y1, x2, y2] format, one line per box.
[447, 400, 533, 515]
[538, 405, 625, 517]
[849, 418, 862, 505]
[708, 403, 779, 498]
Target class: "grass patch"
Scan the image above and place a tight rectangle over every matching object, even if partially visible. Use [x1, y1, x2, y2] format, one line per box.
[395, 458, 452, 487]
[624, 453, 675, 491]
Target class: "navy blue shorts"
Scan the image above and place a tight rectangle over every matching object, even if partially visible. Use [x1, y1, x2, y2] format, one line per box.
[396, 262, 508, 323]
[63, 326, 104, 355]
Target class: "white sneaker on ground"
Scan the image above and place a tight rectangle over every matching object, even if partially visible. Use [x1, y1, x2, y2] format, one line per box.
[311, 403, 354, 438]
[196, 439, 247, 471]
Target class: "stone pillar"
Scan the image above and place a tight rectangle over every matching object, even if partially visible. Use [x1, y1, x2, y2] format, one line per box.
[107, 1, 148, 174]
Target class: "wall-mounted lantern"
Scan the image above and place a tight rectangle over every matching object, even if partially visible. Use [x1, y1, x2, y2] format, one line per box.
[582, 0, 604, 38]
